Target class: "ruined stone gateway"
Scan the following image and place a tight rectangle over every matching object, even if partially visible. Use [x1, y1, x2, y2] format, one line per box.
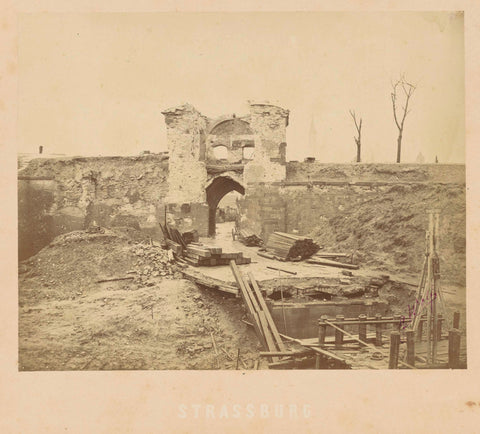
[162, 101, 289, 237]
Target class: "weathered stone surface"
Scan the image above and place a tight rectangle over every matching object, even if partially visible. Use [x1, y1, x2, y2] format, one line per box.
[18, 155, 169, 258]
[249, 102, 289, 162]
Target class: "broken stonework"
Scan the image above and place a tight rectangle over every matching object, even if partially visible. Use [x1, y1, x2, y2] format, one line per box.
[249, 102, 289, 162]
[162, 104, 209, 204]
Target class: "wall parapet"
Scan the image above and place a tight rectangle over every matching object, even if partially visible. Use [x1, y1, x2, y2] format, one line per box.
[285, 162, 465, 184]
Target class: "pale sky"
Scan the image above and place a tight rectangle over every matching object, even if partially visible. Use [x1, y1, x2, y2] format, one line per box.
[18, 12, 465, 163]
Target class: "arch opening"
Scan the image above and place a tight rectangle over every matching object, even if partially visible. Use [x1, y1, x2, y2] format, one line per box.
[206, 176, 245, 236]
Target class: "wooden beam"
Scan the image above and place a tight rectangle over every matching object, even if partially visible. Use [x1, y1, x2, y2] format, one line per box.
[406, 330, 415, 367]
[96, 276, 134, 283]
[306, 258, 359, 270]
[389, 332, 401, 369]
[448, 329, 461, 369]
[230, 261, 268, 352]
[248, 272, 286, 352]
[266, 266, 297, 275]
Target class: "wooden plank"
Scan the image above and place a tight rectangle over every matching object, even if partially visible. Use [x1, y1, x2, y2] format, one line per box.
[259, 350, 312, 357]
[306, 258, 359, 270]
[312, 253, 349, 258]
[184, 257, 199, 266]
[164, 224, 173, 241]
[239, 275, 271, 344]
[158, 223, 169, 241]
[258, 311, 278, 354]
[257, 251, 276, 260]
[172, 228, 187, 249]
[233, 263, 278, 360]
[248, 272, 286, 352]
[230, 261, 268, 352]
[166, 239, 183, 256]
[219, 252, 242, 259]
[96, 276, 134, 283]
[186, 246, 212, 257]
[308, 346, 347, 363]
[266, 266, 297, 275]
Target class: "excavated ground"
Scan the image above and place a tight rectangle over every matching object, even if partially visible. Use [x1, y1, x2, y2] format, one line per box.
[18, 221, 466, 370]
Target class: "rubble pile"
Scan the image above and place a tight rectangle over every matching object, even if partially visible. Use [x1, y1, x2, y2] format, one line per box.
[128, 243, 177, 282]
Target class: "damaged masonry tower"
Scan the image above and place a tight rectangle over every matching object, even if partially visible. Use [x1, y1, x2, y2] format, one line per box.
[162, 101, 289, 237]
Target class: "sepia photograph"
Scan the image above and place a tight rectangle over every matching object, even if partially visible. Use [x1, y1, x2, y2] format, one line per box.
[16, 11, 467, 372]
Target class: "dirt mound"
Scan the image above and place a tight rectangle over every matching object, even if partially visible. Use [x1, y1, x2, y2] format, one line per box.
[18, 228, 177, 303]
[18, 228, 260, 370]
[310, 184, 466, 285]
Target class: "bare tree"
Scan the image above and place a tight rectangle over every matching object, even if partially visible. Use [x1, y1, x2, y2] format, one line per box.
[349, 110, 362, 163]
[391, 76, 416, 163]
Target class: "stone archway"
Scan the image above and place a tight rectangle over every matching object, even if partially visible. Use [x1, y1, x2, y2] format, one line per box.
[206, 176, 245, 236]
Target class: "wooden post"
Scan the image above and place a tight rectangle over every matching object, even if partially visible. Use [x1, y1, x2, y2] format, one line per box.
[375, 314, 383, 346]
[358, 314, 367, 342]
[453, 311, 460, 329]
[335, 315, 345, 348]
[436, 314, 443, 341]
[318, 315, 327, 346]
[393, 314, 402, 332]
[406, 330, 415, 367]
[389, 331, 401, 369]
[426, 212, 434, 364]
[448, 329, 461, 369]
[417, 317, 424, 342]
[315, 355, 320, 369]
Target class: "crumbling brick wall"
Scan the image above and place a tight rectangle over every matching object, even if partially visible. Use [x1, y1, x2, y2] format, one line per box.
[18, 154, 170, 259]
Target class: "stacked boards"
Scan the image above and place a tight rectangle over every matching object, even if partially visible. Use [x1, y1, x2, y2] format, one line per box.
[265, 232, 319, 260]
[160, 222, 251, 267]
[184, 243, 251, 267]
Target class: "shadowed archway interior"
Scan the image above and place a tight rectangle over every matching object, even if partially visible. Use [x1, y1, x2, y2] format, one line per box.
[206, 176, 245, 236]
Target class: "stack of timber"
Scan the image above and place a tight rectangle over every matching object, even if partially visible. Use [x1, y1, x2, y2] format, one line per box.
[160, 222, 250, 267]
[238, 229, 263, 247]
[230, 262, 288, 364]
[307, 253, 359, 270]
[265, 232, 319, 260]
[184, 243, 251, 267]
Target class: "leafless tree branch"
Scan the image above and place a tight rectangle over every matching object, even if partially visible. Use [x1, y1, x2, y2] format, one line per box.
[391, 76, 416, 163]
[349, 109, 363, 162]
